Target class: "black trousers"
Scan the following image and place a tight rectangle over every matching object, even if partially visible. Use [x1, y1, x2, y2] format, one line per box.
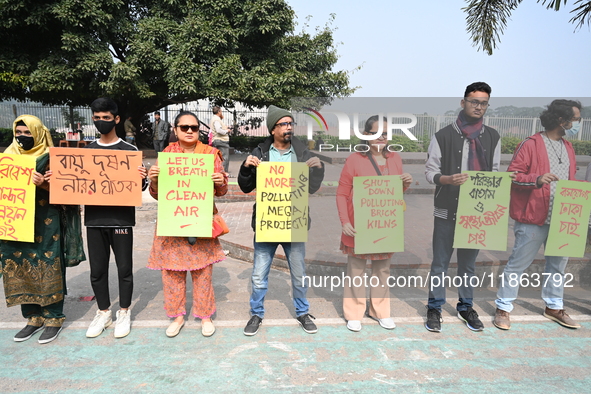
[87, 227, 134, 310]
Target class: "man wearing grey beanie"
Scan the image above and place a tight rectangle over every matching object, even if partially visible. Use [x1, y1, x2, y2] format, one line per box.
[238, 105, 325, 336]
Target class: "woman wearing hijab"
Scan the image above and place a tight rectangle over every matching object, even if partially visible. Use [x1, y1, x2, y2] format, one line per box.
[147, 111, 228, 338]
[1, 115, 85, 344]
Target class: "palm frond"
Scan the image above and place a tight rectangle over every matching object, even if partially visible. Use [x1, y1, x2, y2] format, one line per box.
[463, 0, 523, 55]
[570, 0, 591, 29]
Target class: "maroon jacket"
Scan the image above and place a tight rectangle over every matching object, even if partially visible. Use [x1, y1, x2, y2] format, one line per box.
[508, 132, 577, 226]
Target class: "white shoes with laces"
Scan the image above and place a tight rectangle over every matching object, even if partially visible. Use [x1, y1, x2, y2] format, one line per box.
[114, 309, 131, 338]
[86, 310, 112, 338]
[86, 309, 131, 338]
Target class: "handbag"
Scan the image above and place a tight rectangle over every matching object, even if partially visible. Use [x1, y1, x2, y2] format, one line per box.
[190, 212, 229, 244]
[212, 213, 229, 238]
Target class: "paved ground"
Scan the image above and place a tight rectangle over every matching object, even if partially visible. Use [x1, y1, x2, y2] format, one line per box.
[1, 150, 591, 392]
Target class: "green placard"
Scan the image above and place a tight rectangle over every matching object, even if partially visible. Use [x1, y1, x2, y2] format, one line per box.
[255, 162, 309, 243]
[546, 180, 591, 257]
[453, 171, 512, 250]
[157, 153, 214, 237]
[353, 175, 404, 254]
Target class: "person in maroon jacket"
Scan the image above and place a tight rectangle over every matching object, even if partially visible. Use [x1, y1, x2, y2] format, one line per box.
[494, 99, 582, 330]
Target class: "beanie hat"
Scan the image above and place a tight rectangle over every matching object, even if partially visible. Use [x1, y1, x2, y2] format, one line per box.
[266, 105, 293, 133]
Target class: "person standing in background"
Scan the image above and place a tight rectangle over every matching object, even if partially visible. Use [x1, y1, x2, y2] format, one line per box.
[209, 106, 230, 175]
[124, 116, 136, 146]
[152, 111, 170, 153]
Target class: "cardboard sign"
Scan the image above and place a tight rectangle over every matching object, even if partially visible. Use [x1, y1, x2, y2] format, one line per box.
[453, 171, 512, 250]
[255, 162, 309, 242]
[49, 147, 143, 206]
[157, 153, 214, 237]
[353, 175, 404, 254]
[546, 180, 591, 257]
[0, 154, 36, 242]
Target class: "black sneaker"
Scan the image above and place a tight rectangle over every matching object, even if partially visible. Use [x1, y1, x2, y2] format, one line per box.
[13, 324, 44, 342]
[38, 326, 63, 344]
[296, 314, 317, 334]
[458, 307, 484, 331]
[243, 315, 263, 336]
[425, 308, 442, 332]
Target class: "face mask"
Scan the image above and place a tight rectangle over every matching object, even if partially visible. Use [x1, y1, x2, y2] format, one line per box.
[94, 120, 116, 134]
[16, 135, 35, 150]
[564, 121, 581, 137]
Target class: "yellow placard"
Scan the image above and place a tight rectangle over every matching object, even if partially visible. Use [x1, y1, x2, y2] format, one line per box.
[0, 154, 37, 242]
[255, 162, 309, 242]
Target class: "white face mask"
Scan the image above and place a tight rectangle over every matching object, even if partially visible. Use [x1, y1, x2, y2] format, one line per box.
[563, 121, 581, 137]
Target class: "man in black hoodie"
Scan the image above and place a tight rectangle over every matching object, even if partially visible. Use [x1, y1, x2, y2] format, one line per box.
[238, 105, 324, 336]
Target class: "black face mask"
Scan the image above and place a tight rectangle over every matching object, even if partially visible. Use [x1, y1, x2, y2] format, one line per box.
[94, 120, 116, 134]
[16, 135, 35, 150]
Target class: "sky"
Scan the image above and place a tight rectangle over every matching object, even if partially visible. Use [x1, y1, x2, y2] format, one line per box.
[286, 0, 591, 98]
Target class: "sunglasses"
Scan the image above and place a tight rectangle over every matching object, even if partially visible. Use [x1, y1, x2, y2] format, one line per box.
[177, 125, 199, 132]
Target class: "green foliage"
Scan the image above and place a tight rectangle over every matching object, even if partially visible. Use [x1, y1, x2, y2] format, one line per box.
[0, 128, 12, 146]
[569, 140, 591, 156]
[501, 136, 522, 154]
[390, 136, 422, 152]
[0, 0, 355, 122]
[60, 108, 87, 128]
[229, 135, 268, 152]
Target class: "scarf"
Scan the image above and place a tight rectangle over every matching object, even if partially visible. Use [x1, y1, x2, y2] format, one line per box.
[456, 110, 487, 171]
[4, 114, 54, 157]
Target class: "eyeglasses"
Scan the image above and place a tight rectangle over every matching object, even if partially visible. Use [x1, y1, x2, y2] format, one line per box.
[571, 117, 582, 122]
[275, 122, 295, 128]
[365, 131, 388, 140]
[177, 125, 199, 132]
[464, 99, 490, 109]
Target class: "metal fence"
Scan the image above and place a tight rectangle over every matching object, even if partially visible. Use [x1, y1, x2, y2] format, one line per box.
[1, 102, 590, 142]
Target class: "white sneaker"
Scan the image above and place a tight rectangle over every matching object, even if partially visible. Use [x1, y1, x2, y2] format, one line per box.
[369, 315, 396, 330]
[114, 309, 131, 338]
[346, 320, 362, 332]
[86, 310, 112, 338]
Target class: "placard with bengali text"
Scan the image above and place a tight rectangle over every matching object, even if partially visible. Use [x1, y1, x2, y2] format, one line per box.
[546, 180, 591, 257]
[0, 154, 36, 242]
[453, 171, 512, 250]
[49, 147, 143, 206]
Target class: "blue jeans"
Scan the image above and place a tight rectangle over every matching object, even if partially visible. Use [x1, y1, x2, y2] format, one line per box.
[427, 217, 480, 312]
[496, 222, 568, 312]
[250, 240, 309, 318]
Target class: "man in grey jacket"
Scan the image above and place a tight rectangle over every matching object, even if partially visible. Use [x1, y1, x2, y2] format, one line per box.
[152, 111, 170, 153]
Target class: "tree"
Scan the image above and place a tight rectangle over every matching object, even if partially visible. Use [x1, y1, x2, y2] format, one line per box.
[61, 107, 87, 129]
[464, 0, 591, 55]
[0, 0, 354, 126]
